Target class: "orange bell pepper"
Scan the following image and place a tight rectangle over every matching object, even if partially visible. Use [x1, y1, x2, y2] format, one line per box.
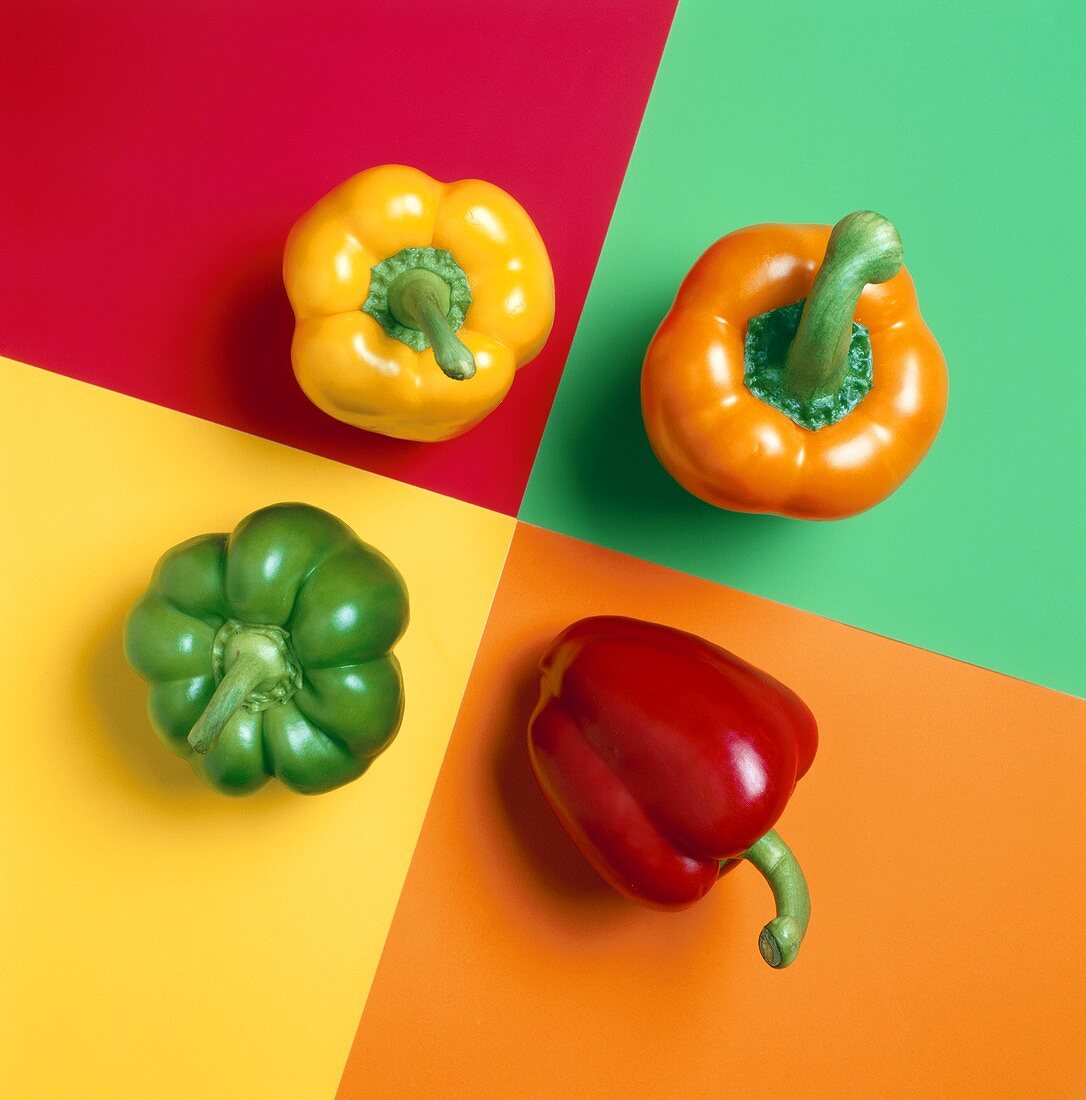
[284, 165, 554, 442]
[641, 212, 948, 519]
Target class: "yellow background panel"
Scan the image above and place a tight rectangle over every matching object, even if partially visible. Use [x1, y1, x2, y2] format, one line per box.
[0, 359, 514, 1098]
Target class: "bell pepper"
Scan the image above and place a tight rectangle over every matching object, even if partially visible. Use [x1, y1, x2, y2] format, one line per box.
[284, 164, 555, 442]
[123, 503, 408, 796]
[641, 211, 948, 519]
[528, 616, 817, 968]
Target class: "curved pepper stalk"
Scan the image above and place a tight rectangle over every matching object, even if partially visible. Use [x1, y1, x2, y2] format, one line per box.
[782, 211, 903, 407]
[738, 830, 811, 969]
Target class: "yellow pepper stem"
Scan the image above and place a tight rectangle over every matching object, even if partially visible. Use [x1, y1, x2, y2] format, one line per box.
[784, 211, 902, 403]
[388, 268, 477, 381]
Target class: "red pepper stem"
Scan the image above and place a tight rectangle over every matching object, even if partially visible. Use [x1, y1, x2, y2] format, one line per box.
[187, 654, 267, 756]
[783, 210, 903, 402]
[740, 829, 811, 969]
[387, 268, 477, 381]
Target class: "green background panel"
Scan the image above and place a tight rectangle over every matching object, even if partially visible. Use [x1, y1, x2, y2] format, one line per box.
[522, 0, 1085, 697]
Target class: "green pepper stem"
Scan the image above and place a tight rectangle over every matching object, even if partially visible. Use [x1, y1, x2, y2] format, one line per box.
[187, 654, 267, 756]
[740, 829, 811, 969]
[783, 210, 903, 402]
[387, 268, 476, 381]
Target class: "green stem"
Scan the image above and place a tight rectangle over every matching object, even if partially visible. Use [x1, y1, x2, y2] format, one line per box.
[783, 210, 903, 402]
[740, 829, 811, 969]
[187, 654, 267, 756]
[388, 268, 476, 381]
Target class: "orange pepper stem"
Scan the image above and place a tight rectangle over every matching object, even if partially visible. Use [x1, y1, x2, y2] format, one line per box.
[783, 211, 903, 403]
[388, 268, 477, 381]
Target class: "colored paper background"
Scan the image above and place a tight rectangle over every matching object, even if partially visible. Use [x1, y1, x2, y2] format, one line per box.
[342, 522, 1086, 1098]
[0, 360, 513, 1099]
[521, 0, 1086, 696]
[0, 0, 676, 515]
[1, 1, 1082, 1095]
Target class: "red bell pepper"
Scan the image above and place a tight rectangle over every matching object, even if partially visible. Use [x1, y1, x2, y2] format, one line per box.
[528, 616, 817, 968]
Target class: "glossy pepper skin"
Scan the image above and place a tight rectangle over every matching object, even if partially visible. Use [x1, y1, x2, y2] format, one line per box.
[124, 503, 408, 796]
[642, 211, 948, 519]
[528, 616, 817, 967]
[284, 164, 555, 442]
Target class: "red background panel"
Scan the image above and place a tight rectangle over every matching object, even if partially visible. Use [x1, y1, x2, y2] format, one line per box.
[0, 0, 675, 514]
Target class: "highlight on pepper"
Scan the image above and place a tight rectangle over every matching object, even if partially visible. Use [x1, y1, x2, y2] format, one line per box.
[123, 503, 409, 796]
[641, 211, 949, 519]
[284, 164, 555, 442]
[527, 616, 817, 969]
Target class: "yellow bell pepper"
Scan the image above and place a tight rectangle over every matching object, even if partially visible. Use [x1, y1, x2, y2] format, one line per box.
[283, 164, 555, 442]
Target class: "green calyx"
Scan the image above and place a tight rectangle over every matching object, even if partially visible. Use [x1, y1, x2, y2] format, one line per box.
[725, 829, 811, 969]
[744, 210, 903, 431]
[188, 620, 302, 756]
[362, 246, 476, 380]
[744, 300, 873, 430]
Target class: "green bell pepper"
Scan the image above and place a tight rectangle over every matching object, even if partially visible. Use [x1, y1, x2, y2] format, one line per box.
[123, 503, 408, 795]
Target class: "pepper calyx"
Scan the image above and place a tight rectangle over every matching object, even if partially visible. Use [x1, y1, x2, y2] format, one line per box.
[188, 620, 303, 756]
[363, 246, 476, 380]
[744, 299, 873, 431]
[211, 620, 302, 711]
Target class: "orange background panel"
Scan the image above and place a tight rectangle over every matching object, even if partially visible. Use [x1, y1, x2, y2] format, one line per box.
[341, 522, 1086, 1099]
